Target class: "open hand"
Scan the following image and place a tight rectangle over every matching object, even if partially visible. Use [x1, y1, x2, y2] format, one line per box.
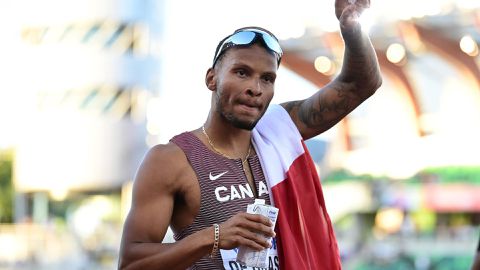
[218, 212, 275, 251]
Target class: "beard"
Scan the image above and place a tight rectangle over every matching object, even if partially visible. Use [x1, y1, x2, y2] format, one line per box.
[215, 94, 268, 131]
[219, 109, 259, 130]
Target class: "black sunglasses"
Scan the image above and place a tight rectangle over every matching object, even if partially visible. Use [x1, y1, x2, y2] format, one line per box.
[212, 28, 283, 67]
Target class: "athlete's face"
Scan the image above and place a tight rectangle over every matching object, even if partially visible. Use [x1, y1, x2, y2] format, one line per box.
[206, 44, 277, 130]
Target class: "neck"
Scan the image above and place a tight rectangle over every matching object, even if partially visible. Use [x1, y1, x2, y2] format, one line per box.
[201, 120, 252, 160]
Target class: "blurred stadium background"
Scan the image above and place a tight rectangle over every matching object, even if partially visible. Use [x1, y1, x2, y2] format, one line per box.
[0, 0, 479, 269]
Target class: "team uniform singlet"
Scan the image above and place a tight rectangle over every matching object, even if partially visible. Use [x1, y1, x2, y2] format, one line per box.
[170, 132, 280, 270]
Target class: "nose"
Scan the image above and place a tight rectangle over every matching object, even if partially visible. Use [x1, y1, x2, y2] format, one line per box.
[246, 79, 262, 97]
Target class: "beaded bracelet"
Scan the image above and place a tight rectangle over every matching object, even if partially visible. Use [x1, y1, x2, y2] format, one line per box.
[210, 223, 220, 258]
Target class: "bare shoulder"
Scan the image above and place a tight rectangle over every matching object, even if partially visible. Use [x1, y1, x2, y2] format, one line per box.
[132, 142, 191, 201]
[143, 142, 189, 172]
[120, 142, 192, 252]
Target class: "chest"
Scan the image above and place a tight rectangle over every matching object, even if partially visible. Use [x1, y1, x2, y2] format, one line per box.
[173, 154, 271, 234]
[170, 132, 274, 237]
[194, 154, 270, 205]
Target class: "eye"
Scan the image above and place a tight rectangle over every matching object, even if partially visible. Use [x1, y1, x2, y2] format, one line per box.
[262, 75, 275, 84]
[236, 69, 247, 77]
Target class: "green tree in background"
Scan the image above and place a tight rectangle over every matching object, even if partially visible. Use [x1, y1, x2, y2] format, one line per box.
[323, 166, 480, 184]
[0, 150, 13, 223]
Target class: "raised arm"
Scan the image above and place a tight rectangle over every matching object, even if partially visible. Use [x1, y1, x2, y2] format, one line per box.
[282, 0, 382, 140]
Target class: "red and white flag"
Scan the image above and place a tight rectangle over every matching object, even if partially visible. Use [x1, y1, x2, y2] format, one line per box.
[253, 104, 342, 270]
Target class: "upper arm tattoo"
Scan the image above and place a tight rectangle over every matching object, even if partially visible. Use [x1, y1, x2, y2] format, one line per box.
[282, 100, 303, 115]
[283, 83, 361, 132]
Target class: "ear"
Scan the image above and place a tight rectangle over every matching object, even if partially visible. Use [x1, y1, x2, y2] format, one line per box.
[205, 67, 217, 91]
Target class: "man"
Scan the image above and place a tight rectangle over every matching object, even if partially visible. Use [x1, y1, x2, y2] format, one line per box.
[118, 0, 382, 269]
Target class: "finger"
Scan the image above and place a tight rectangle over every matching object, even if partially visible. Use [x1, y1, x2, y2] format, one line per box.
[339, 5, 363, 31]
[335, 0, 349, 19]
[335, 0, 370, 20]
[245, 220, 276, 238]
[242, 214, 275, 236]
[237, 236, 269, 251]
[348, 0, 370, 8]
[219, 225, 272, 250]
[357, 0, 370, 9]
[237, 229, 272, 250]
[244, 213, 273, 227]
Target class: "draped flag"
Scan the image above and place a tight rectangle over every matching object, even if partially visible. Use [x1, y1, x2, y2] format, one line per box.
[252, 104, 342, 270]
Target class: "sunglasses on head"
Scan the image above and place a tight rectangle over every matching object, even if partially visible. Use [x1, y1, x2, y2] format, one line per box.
[212, 28, 283, 67]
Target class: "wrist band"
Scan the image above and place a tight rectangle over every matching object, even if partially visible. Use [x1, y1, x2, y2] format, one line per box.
[210, 223, 220, 258]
